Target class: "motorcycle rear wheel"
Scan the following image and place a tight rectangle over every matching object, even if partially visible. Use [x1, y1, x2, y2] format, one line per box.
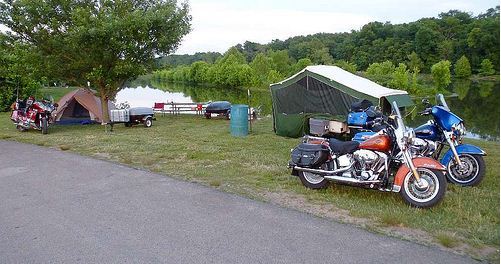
[446, 154, 485, 187]
[298, 170, 328, 189]
[400, 168, 446, 208]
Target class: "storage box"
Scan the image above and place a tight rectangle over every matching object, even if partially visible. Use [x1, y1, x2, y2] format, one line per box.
[328, 120, 349, 133]
[309, 118, 329, 136]
[110, 109, 129, 122]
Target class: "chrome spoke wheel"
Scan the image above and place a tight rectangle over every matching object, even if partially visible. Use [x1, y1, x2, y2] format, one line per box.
[303, 172, 325, 185]
[403, 168, 439, 204]
[447, 154, 479, 184]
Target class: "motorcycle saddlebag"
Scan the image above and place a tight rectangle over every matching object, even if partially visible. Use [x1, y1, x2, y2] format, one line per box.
[290, 143, 330, 168]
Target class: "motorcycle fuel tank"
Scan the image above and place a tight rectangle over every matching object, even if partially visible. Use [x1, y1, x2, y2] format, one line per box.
[431, 106, 462, 131]
[414, 122, 440, 141]
[359, 134, 391, 152]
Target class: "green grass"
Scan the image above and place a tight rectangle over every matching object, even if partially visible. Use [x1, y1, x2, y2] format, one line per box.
[0, 113, 498, 262]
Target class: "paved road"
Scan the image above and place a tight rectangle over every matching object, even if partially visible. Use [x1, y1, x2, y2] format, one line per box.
[0, 140, 475, 263]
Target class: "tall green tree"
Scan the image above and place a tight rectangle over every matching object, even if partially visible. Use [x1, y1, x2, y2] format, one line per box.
[292, 58, 312, 73]
[479, 59, 495, 75]
[334, 60, 357, 73]
[250, 53, 273, 86]
[431, 60, 452, 89]
[0, 35, 42, 111]
[0, 0, 191, 122]
[390, 63, 410, 90]
[454, 55, 472, 78]
[406, 52, 423, 72]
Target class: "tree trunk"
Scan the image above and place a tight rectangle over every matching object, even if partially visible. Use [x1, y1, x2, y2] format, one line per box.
[100, 95, 110, 124]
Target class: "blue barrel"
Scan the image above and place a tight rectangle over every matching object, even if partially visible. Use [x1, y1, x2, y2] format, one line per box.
[230, 104, 249, 137]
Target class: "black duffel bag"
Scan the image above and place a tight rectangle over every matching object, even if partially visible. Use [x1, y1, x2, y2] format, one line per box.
[291, 143, 330, 168]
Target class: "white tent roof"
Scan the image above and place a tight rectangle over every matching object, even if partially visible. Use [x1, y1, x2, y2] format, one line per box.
[273, 65, 408, 98]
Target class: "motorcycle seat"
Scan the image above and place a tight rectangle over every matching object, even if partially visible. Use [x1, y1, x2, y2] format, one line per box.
[328, 138, 360, 155]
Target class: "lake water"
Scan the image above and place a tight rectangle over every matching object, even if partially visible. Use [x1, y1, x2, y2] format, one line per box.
[117, 78, 499, 141]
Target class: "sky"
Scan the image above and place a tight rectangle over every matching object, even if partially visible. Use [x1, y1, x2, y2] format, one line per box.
[174, 0, 499, 54]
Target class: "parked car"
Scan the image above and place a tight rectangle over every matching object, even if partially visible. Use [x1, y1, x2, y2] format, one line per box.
[204, 101, 231, 119]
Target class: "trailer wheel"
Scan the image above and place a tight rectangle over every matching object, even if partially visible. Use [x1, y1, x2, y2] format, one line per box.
[144, 117, 153, 128]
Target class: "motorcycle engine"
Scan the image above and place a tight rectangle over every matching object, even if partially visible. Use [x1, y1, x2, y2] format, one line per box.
[353, 150, 379, 169]
[410, 138, 437, 157]
[353, 149, 385, 181]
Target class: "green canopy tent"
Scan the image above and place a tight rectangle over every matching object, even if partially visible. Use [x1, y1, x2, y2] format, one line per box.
[270, 65, 413, 137]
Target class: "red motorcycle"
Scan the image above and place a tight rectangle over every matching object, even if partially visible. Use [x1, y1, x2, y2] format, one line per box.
[10, 96, 58, 134]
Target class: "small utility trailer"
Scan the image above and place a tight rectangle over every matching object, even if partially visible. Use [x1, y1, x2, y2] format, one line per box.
[110, 107, 155, 127]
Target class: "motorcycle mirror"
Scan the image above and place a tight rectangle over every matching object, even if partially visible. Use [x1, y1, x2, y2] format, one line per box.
[53, 103, 59, 107]
[421, 98, 430, 106]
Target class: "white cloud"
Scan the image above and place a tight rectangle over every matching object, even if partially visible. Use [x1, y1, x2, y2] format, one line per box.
[175, 2, 372, 54]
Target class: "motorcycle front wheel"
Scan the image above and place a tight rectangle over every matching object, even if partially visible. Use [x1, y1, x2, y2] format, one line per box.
[41, 117, 48, 134]
[400, 168, 447, 208]
[446, 154, 485, 187]
[16, 125, 27, 132]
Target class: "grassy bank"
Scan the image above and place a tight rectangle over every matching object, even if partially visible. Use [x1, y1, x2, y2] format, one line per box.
[0, 113, 498, 261]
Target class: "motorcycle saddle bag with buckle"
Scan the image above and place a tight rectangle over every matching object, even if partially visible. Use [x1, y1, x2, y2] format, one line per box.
[291, 143, 330, 168]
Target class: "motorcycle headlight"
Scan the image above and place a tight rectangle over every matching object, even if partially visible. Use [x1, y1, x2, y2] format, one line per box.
[452, 122, 465, 138]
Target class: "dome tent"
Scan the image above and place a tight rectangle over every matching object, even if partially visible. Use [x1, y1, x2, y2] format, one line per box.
[270, 65, 413, 137]
[53, 88, 115, 124]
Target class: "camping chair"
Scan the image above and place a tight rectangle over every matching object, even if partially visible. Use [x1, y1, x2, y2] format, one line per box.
[153, 102, 166, 116]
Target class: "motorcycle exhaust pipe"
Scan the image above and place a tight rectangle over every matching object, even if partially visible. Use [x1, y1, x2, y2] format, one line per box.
[293, 163, 353, 175]
[293, 164, 380, 184]
[323, 175, 380, 184]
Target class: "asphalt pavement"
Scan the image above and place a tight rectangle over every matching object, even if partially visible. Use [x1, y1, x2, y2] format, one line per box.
[0, 140, 476, 263]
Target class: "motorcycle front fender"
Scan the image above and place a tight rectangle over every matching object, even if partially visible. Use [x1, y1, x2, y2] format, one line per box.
[440, 144, 486, 165]
[393, 157, 446, 189]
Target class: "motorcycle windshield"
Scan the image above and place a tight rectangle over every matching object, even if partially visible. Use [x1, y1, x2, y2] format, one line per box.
[435, 94, 450, 111]
[42, 95, 55, 104]
[391, 101, 406, 149]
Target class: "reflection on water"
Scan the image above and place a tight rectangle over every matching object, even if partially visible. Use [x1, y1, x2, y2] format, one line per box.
[121, 77, 499, 141]
[115, 86, 194, 107]
[408, 80, 499, 141]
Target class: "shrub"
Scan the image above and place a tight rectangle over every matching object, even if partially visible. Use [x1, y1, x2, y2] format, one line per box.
[454, 55, 471, 78]
[431, 60, 451, 89]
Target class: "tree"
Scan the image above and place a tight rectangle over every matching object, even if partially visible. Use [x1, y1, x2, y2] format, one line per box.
[454, 55, 471, 78]
[250, 53, 273, 86]
[334, 60, 357, 73]
[0, 0, 191, 122]
[366, 61, 395, 76]
[479, 59, 495, 75]
[0, 35, 42, 111]
[406, 52, 423, 72]
[292, 58, 312, 74]
[268, 50, 292, 76]
[431, 60, 452, 89]
[390, 63, 410, 90]
[189, 61, 210, 84]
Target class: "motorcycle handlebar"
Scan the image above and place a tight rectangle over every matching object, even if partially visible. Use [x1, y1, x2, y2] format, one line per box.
[418, 108, 432, 116]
